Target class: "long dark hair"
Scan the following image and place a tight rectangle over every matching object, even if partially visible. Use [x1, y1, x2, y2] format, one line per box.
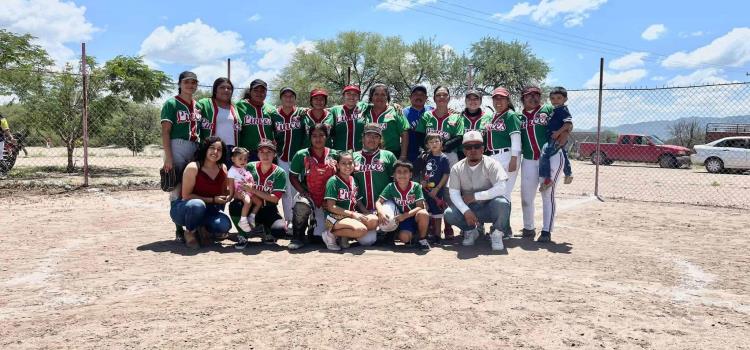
[194, 136, 226, 167]
[308, 122, 330, 138]
[211, 77, 234, 99]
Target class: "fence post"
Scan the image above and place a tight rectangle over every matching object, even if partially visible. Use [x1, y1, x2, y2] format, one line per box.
[467, 63, 474, 90]
[594, 57, 604, 201]
[347, 67, 351, 85]
[81, 43, 90, 187]
[227, 58, 231, 80]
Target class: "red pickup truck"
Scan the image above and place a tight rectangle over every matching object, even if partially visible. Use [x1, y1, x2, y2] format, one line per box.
[578, 134, 692, 168]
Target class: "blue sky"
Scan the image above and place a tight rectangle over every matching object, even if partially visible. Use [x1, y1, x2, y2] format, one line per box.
[3, 0, 749, 92]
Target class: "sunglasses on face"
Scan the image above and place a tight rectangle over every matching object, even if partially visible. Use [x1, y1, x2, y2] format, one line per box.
[463, 144, 483, 150]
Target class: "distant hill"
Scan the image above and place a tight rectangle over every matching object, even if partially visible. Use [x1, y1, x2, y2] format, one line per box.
[576, 115, 750, 138]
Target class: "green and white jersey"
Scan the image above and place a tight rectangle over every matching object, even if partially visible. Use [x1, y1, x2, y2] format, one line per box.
[160, 96, 201, 142]
[353, 149, 397, 211]
[271, 107, 306, 162]
[235, 100, 276, 150]
[301, 109, 334, 148]
[415, 110, 464, 141]
[196, 98, 241, 145]
[328, 101, 369, 152]
[520, 103, 554, 160]
[379, 181, 424, 214]
[481, 109, 521, 151]
[458, 111, 492, 153]
[324, 174, 361, 214]
[246, 161, 287, 201]
[363, 105, 409, 155]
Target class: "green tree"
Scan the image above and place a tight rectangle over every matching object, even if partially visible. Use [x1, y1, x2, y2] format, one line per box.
[0, 29, 53, 100]
[468, 38, 550, 96]
[103, 55, 172, 102]
[98, 103, 161, 154]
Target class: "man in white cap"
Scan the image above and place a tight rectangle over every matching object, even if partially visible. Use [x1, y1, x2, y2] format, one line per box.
[444, 130, 511, 251]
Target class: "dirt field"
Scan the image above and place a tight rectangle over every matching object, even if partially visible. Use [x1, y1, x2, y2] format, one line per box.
[6, 146, 749, 209]
[2, 189, 748, 349]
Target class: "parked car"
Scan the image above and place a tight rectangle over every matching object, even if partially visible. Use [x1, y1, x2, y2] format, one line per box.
[578, 134, 692, 168]
[691, 136, 750, 173]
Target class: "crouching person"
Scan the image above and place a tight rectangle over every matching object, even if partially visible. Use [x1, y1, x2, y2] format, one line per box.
[322, 151, 379, 251]
[444, 131, 511, 251]
[376, 161, 431, 251]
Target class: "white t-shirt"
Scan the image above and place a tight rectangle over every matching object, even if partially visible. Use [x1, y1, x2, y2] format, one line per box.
[227, 165, 253, 193]
[214, 107, 235, 145]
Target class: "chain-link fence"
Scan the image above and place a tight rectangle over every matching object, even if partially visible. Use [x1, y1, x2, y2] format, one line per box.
[1, 58, 749, 209]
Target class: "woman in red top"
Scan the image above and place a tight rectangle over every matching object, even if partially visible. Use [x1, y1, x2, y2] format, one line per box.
[170, 136, 233, 249]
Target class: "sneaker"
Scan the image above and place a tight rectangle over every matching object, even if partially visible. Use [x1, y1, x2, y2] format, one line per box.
[175, 226, 185, 243]
[537, 230, 551, 243]
[539, 179, 553, 192]
[417, 239, 431, 252]
[521, 228, 536, 239]
[322, 230, 341, 251]
[263, 232, 277, 245]
[564, 176, 573, 184]
[502, 230, 512, 240]
[235, 235, 248, 250]
[339, 236, 350, 249]
[287, 239, 304, 250]
[490, 230, 504, 251]
[462, 229, 479, 246]
[238, 218, 252, 232]
[247, 214, 257, 229]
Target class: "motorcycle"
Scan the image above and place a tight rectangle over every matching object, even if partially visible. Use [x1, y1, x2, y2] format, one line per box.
[1, 131, 27, 175]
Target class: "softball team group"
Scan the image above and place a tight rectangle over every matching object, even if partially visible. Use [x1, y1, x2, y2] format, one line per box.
[162, 71, 574, 252]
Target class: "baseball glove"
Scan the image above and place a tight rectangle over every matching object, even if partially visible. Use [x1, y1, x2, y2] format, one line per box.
[160, 167, 179, 192]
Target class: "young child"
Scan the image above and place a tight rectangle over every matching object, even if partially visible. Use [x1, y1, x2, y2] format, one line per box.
[376, 161, 431, 252]
[539, 87, 573, 192]
[226, 147, 263, 233]
[414, 133, 450, 243]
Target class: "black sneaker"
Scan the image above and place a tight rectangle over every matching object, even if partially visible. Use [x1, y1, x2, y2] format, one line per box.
[537, 231, 551, 243]
[175, 226, 185, 243]
[502, 231, 512, 240]
[417, 239, 431, 252]
[521, 228, 536, 239]
[235, 235, 248, 250]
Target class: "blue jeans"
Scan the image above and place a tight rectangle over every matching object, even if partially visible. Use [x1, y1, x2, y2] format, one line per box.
[444, 197, 511, 233]
[539, 141, 572, 179]
[170, 199, 232, 233]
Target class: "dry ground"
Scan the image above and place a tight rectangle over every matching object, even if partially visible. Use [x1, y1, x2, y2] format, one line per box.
[1, 189, 748, 349]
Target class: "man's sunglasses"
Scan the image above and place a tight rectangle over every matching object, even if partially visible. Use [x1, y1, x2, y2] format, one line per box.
[464, 144, 483, 150]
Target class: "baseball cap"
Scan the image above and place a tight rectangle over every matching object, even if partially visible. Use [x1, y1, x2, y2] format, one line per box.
[310, 88, 328, 98]
[522, 86, 541, 96]
[257, 139, 277, 152]
[492, 87, 510, 97]
[249, 79, 268, 90]
[178, 71, 198, 83]
[363, 123, 383, 136]
[410, 85, 428, 95]
[279, 87, 296, 98]
[462, 130, 483, 144]
[343, 85, 361, 94]
[465, 89, 482, 99]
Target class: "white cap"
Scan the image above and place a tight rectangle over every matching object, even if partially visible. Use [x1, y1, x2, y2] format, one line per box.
[462, 130, 483, 144]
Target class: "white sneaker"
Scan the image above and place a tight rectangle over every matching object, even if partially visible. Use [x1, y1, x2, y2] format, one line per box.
[322, 230, 341, 251]
[238, 217, 251, 232]
[462, 229, 479, 246]
[490, 230, 504, 251]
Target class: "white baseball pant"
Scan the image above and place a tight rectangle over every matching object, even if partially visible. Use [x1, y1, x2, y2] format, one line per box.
[520, 149, 563, 233]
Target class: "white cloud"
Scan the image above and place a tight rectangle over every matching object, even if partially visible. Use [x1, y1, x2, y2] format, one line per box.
[667, 68, 732, 86]
[191, 59, 250, 89]
[0, 0, 99, 64]
[493, 0, 607, 27]
[583, 69, 647, 89]
[679, 31, 704, 38]
[661, 27, 750, 69]
[254, 38, 314, 70]
[609, 52, 648, 70]
[441, 44, 454, 53]
[376, 0, 436, 12]
[651, 76, 666, 81]
[139, 19, 245, 65]
[641, 24, 667, 40]
[248, 14, 261, 22]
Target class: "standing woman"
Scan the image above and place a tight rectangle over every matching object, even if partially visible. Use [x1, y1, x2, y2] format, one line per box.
[236, 79, 276, 161]
[197, 77, 240, 168]
[363, 84, 409, 160]
[288, 123, 339, 250]
[480, 87, 522, 239]
[457, 89, 492, 160]
[415, 86, 464, 166]
[301, 88, 333, 146]
[328, 85, 369, 152]
[519, 86, 566, 243]
[161, 71, 202, 241]
[271, 87, 307, 230]
[170, 136, 233, 249]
